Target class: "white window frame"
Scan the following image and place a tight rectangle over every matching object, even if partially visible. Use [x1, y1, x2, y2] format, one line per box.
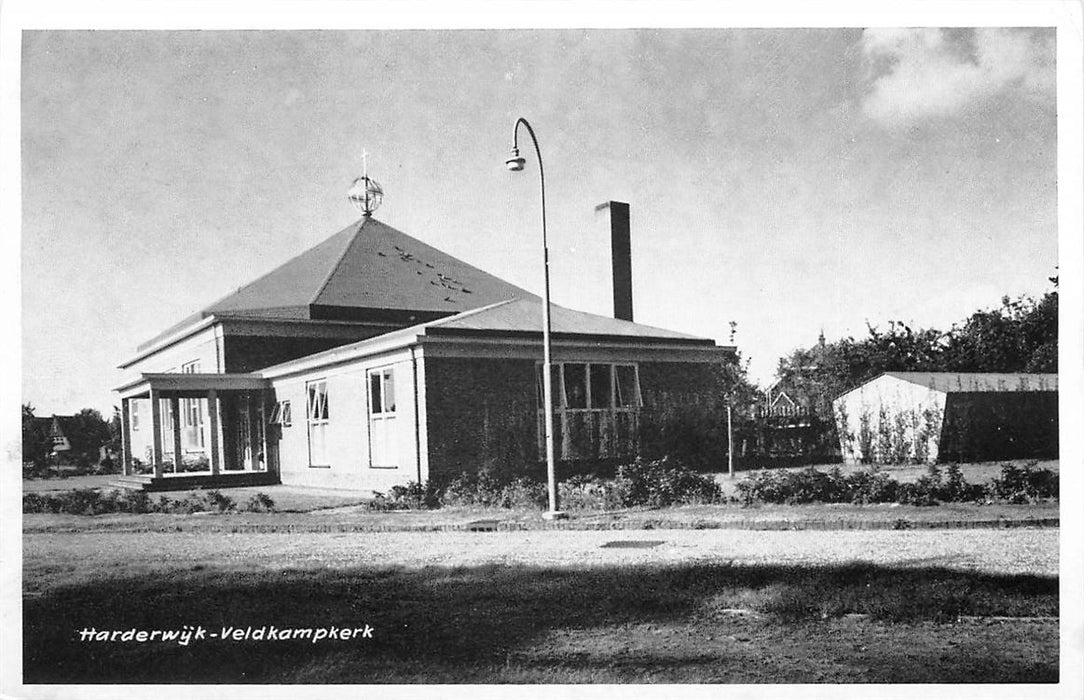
[306, 379, 330, 468]
[536, 362, 642, 459]
[367, 367, 398, 469]
[269, 400, 292, 427]
[179, 361, 205, 449]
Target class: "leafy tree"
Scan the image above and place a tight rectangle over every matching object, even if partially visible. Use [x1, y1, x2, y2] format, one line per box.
[22, 403, 50, 470]
[62, 409, 113, 467]
[942, 290, 1057, 373]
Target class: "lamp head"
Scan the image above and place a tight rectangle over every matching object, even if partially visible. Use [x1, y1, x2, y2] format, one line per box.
[505, 147, 526, 172]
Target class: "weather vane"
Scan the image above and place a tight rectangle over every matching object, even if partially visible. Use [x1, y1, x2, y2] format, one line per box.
[347, 148, 383, 217]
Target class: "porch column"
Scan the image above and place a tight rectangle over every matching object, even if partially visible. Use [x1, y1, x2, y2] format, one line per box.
[248, 393, 261, 471]
[121, 399, 133, 476]
[149, 388, 164, 479]
[207, 389, 221, 476]
[170, 396, 183, 474]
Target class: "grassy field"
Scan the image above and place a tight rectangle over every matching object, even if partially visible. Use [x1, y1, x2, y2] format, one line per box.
[23, 528, 1059, 684]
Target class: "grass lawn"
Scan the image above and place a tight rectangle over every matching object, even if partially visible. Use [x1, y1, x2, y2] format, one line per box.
[23, 529, 1058, 684]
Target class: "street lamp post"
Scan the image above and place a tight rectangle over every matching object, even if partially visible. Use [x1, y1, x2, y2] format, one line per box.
[506, 117, 564, 520]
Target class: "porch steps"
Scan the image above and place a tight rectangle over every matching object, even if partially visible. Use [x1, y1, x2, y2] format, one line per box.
[106, 472, 280, 492]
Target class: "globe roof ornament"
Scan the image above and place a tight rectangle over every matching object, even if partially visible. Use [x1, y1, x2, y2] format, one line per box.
[347, 149, 383, 217]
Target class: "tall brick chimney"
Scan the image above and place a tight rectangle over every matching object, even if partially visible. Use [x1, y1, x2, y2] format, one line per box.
[594, 200, 633, 322]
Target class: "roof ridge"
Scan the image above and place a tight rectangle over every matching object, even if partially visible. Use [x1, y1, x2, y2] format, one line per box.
[426, 299, 519, 327]
[309, 218, 366, 306]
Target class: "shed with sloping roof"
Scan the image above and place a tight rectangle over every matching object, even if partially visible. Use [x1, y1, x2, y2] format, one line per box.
[832, 372, 1058, 465]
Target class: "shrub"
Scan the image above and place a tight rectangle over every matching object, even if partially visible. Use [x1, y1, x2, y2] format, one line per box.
[735, 463, 998, 507]
[615, 457, 722, 507]
[987, 462, 1058, 504]
[558, 475, 630, 511]
[439, 472, 507, 508]
[203, 490, 235, 512]
[243, 493, 276, 513]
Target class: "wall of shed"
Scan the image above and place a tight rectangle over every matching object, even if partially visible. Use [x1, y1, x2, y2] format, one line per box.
[939, 392, 1058, 462]
[833, 375, 947, 465]
[271, 349, 423, 492]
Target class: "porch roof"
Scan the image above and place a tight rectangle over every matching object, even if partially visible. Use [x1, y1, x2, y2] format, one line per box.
[115, 372, 271, 400]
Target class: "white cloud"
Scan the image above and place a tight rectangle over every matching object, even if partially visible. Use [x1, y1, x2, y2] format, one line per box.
[860, 28, 1054, 125]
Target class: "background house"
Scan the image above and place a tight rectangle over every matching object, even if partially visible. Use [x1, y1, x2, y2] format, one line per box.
[115, 200, 737, 491]
[832, 372, 1058, 465]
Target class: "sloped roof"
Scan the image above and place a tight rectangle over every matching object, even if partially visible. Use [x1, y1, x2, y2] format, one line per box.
[259, 299, 725, 378]
[885, 372, 1058, 393]
[426, 298, 710, 342]
[139, 217, 534, 350]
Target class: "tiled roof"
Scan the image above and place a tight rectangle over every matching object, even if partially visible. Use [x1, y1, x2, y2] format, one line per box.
[885, 372, 1058, 393]
[138, 217, 535, 350]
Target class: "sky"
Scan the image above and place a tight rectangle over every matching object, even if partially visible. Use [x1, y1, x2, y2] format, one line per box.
[17, 22, 1061, 415]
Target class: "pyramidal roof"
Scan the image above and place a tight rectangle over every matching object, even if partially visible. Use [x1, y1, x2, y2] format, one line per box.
[140, 217, 535, 349]
[208, 216, 534, 316]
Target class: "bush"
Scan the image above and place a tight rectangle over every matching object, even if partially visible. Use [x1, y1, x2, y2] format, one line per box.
[558, 475, 630, 511]
[22, 487, 246, 515]
[243, 493, 276, 512]
[987, 461, 1058, 504]
[615, 457, 722, 507]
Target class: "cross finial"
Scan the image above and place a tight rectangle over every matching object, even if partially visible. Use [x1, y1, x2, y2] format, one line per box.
[362, 149, 369, 178]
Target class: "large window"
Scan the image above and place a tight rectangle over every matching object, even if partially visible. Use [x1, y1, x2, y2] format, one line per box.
[306, 379, 330, 467]
[536, 362, 642, 460]
[180, 361, 204, 449]
[367, 368, 397, 468]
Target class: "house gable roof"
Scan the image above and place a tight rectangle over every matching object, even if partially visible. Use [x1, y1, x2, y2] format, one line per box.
[138, 217, 535, 351]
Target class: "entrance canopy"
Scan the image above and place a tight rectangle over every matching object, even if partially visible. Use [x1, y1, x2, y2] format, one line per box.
[115, 372, 270, 400]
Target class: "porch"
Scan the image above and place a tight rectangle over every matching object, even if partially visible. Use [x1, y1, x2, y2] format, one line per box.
[115, 373, 280, 490]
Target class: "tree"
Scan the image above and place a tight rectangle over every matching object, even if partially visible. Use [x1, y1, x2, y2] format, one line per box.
[61, 408, 113, 467]
[22, 403, 50, 471]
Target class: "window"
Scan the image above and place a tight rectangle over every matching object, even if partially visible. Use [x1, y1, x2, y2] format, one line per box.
[536, 362, 642, 460]
[131, 401, 140, 431]
[180, 361, 204, 448]
[269, 400, 292, 427]
[367, 368, 398, 468]
[306, 380, 330, 467]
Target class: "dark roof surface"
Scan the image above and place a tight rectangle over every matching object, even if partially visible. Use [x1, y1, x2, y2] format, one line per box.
[138, 217, 535, 351]
[428, 298, 711, 342]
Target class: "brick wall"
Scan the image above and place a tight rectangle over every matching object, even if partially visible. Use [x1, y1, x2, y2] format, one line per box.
[424, 356, 539, 481]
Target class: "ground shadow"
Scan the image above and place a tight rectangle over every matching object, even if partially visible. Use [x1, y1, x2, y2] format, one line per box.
[24, 560, 1058, 684]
